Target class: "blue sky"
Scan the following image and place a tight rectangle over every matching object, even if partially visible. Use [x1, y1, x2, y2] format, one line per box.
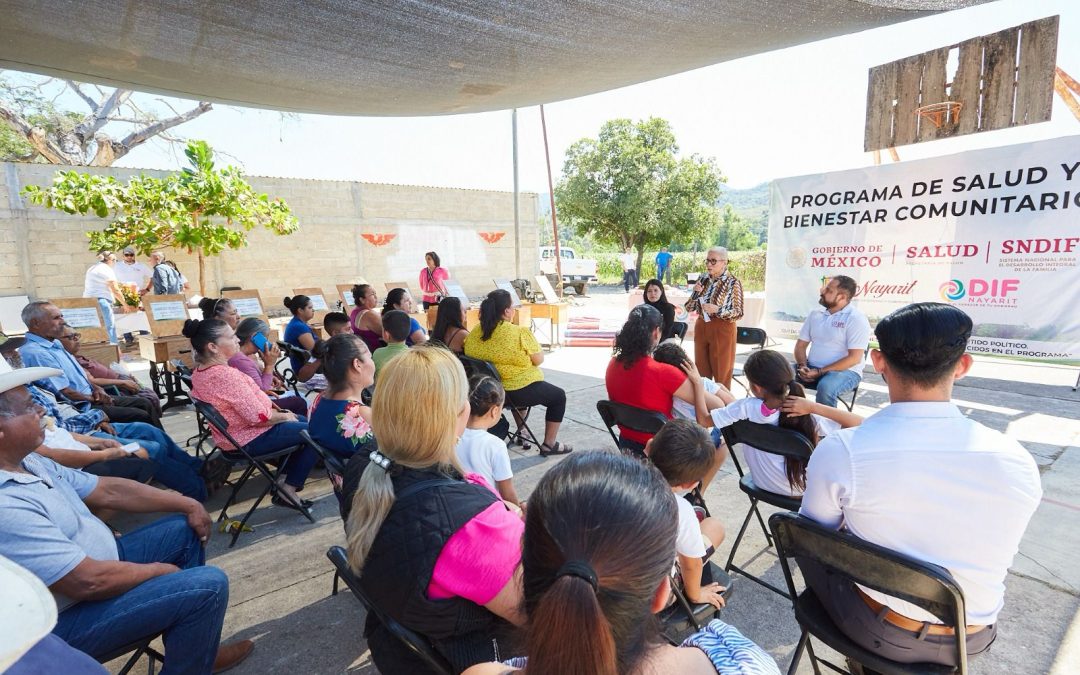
[90, 0, 1080, 191]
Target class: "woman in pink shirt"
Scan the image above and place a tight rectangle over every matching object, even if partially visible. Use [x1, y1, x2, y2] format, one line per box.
[343, 345, 524, 673]
[228, 317, 308, 417]
[418, 250, 450, 310]
[184, 318, 318, 509]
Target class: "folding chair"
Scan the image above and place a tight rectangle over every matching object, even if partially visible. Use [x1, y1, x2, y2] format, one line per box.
[458, 354, 540, 450]
[193, 398, 314, 547]
[595, 399, 668, 459]
[97, 635, 165, 675]
[326, 546, 454, 675]
[301, 429, 349, 594]
[719, 420, 813, 598]
[770, 512, 971, 675]
[170, 360, 212, 457]
[657, 560, 732, 646]
[671, 321, 688, 343]
[275, 341, 306, 396]
[731, 326, 768, 394]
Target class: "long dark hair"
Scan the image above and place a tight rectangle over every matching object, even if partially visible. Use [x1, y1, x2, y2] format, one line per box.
[382, 287, 408, 314]
[312, 333, 370, 393]
[478, 289, 512, 341]
[612, 304, 661, 369]
[431, 296, 466, 345]
[743, 350, 819, 491]
[642, 279, 671, 310]
[425, 251, 441, 268]
[520, 452, 677, 675]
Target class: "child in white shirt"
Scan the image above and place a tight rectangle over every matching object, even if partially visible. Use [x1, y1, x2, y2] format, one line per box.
[646, 419, 728, 610]
[456, 374, 521, 507]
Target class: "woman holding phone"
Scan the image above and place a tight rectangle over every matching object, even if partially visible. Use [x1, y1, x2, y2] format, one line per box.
[229, 317, 308, 415]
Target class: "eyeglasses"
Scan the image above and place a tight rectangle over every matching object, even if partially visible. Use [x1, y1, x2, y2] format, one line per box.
[705, 258, 726, 264]
[60, 333, 81, 341]
[124, 253, 135, 257]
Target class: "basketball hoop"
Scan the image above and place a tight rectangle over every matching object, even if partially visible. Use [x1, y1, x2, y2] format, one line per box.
[914, 101, 963, 128]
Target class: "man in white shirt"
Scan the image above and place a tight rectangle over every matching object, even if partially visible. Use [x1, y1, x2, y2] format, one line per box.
[799, 302, 1042, 666]
[619, 247, 638, 292]
[794, 275, 870, 407]
[113, 247, 152, 296]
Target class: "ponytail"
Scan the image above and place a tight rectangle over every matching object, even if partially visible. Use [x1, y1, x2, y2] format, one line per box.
[744, 350, 820, 492]
[526, 575, 618, 675]
[345, 465, 395, 572]
[478, 289, 512, 340]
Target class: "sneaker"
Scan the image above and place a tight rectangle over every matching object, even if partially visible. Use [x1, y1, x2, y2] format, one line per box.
[213, 639, 254, 673]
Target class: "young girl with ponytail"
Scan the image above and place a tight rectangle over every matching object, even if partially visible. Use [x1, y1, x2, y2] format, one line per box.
[464, 452, 778, 675]
[343, 344, 524, 673]
[709, 349, 862, 496]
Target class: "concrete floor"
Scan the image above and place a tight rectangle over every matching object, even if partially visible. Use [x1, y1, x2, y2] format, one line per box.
[107, 285, 1080, 674]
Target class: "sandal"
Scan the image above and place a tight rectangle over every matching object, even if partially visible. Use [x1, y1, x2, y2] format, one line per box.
[272, 494, 313, 511]
[539, 442, 573, 456]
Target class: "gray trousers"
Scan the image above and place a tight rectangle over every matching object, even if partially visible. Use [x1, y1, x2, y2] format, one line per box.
[798, 557, 996, 667]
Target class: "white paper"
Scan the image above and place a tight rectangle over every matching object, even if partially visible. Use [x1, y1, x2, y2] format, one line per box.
[149, 301, 187, 321]
[533, 275, 560, 304]
[120, 442, 141, 454]
[442, 280, 470, 305]
[231, 297, 263, 317]
[60, 307, 102, 329]
[308, 294, 329, 311]
[493, 278, 522, 307]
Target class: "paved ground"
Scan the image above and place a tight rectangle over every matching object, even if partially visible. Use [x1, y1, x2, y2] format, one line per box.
[106, 285, 1080, 674]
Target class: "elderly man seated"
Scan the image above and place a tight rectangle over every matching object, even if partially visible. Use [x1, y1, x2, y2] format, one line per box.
[0, 367, 253, 673]
[56, 326, 162, 420]
[1, 338, 210, 501]
[19, 301, 161, 428]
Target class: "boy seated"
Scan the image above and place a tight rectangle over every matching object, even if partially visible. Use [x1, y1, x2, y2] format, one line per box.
[646, 418, 728, 609]
[296, 311, 359, 386]
[371, 310, 411, 377]
[322, 311, 351, 337]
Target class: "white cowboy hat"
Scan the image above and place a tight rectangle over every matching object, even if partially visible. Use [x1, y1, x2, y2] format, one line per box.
[0, 555, 57, 670]
[0, 367, 62, 393]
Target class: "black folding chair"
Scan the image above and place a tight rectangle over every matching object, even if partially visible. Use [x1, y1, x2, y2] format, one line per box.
[800, 349, 869, 412]
[459, 354, 540, 450]
[193, 398, 315, 547]
[170, 360, 212, 457]
[671, 321, 688, 343]
[731, 326, 768, 394]
[301, 429, 350, 594]
[275, 341, 307, 396]
[657, 560, 733, 646]
[595, 399, 668, 459]
[326, 546, 454, 675]
[98, 635, 164, 675]
[720, 420, 814, 598]
[770, 512, 970, 675]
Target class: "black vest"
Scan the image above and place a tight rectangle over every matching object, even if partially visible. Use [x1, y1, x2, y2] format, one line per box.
[360, 467, 513, 672]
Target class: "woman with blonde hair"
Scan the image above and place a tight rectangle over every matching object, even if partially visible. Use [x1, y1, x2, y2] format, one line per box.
[344, 345, 524, 673]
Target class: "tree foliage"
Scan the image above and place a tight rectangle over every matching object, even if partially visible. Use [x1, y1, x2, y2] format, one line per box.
[0, 72, 211, 166]
[22, 140, 299, 294]
[554, 117, 724, 269]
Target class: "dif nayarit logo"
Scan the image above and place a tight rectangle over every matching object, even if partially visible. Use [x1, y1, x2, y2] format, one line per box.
[939, 278, 1020, 306]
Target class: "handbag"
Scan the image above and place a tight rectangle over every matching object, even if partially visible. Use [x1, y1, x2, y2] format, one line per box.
[424, 267, 445, 303]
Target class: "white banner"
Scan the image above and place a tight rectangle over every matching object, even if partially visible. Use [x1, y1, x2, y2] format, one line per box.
[766, 136, 1080, 362]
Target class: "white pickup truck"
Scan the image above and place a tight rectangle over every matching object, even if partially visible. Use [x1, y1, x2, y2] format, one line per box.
[538, 246, 597, 295]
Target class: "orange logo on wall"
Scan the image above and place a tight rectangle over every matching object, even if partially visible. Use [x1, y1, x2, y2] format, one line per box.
[361, 233, 396, 247]
[478, 231, 506, 244]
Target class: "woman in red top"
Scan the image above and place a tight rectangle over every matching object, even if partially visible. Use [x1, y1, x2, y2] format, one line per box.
[184, 318, 319, 510]
[604, 304, 712, 457]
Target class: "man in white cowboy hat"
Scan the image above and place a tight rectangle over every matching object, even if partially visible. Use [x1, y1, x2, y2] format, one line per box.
[0, 367, 254, 673]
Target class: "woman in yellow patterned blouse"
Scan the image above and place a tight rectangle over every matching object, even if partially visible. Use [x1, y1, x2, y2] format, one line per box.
[463, 289, 573, 456]
[684, 246, 744, 388]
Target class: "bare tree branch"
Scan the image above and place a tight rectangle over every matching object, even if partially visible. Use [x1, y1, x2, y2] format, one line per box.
[111, 101, 212, 160]
[0, 102, 73, 163]
[154, 97, 182, 117]
[74, 88, 131, 142]
[65, 80, 99, 112]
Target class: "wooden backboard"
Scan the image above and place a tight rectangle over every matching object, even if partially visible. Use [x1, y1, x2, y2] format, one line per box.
[336, 280, 369, 309]
[144, 294, 189, 338]
[865, 16, 1058, 150]
[52, 297, 110, 344]
[222, 289, 269, 324]
[293, 288, 331, 324]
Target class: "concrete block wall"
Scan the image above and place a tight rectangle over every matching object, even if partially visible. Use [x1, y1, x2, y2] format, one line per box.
[0, 162, 539, 311]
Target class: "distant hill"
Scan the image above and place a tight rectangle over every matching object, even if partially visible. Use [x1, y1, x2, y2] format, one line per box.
[717, 182, 769, 215]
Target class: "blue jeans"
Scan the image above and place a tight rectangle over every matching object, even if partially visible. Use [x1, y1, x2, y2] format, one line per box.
[244, 420, 319, 489]
[809, 369, 861, 408]
[53, 515, 229, 675]
[657, 265, 671, 285]
[93, 422, 205, 501]
[96, 297, 118, 344]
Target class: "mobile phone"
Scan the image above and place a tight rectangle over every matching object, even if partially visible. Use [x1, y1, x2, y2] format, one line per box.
[251, 332, 268, 351]
[120, 442, 141, 454]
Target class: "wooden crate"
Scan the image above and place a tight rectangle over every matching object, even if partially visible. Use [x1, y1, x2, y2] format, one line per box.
[138, 334, 194, 367]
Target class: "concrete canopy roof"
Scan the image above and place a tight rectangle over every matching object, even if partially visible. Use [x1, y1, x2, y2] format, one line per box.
[0, 0, 988, 116]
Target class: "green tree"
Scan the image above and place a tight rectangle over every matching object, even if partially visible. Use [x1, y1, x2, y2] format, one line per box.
[554, 117, 724, 272]
[22, 140, 298, 294]
[716, 205, 758, 250]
